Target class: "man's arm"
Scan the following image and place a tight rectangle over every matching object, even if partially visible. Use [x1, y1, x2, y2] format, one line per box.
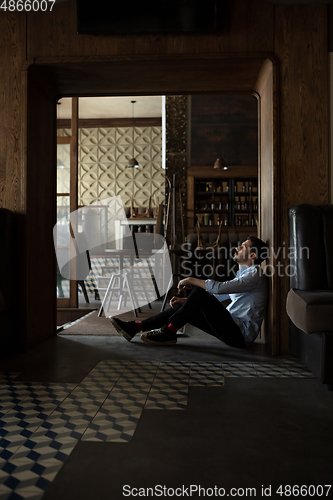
[177, 277, 206, 291]
[205, 267, 262, 295]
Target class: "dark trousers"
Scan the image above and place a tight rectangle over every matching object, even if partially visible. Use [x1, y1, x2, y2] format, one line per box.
[141, 287, 246, 349]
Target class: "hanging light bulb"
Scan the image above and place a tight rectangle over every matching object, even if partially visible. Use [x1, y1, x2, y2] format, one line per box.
[127, 100, 139, 168]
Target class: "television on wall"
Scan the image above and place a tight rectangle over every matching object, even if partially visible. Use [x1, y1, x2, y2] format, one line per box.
[77, 0, 219, 36]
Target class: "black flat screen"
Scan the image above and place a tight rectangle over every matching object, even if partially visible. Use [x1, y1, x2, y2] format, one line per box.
[77, 0, 219, 35]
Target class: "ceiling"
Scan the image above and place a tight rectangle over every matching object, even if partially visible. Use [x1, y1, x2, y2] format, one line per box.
[57, 96, 163, 119]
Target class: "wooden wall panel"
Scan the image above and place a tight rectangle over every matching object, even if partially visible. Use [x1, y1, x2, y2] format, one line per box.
[26, 0, 274, 59]
[23, 68, 57, 349]
[254, 59, 278, 354]
[275, 5, 328, 353]
[0, 13, 26, 210]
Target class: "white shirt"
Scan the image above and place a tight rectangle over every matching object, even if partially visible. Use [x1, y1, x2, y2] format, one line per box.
[205, 265, 268, 346]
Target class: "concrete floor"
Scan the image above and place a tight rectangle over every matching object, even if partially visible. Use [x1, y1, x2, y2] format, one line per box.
[1, 322, 333, 500]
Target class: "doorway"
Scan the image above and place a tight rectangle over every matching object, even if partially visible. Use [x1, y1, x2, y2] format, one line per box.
[23, 54, 277, 352]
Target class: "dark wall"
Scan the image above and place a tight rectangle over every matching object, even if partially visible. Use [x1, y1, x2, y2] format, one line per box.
[190, 95, 258, 166]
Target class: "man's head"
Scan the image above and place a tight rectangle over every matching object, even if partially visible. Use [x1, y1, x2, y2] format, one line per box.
[233, 236, 268, 266]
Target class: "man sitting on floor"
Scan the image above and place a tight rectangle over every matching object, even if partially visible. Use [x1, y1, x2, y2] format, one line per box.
[109, 236, 268, 349]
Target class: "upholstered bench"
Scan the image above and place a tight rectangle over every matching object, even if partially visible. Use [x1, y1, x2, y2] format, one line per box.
[286, 290, 333, 335]
[287, 204, 333, 390]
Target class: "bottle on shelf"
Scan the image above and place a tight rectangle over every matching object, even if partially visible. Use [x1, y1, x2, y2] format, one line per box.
[226, 182, 229, 192]
[242, 181, 246, 192]
[238, 216, 242, 226]
[244, 197, 248, 210]
[211, 202, 215, 210]
[249, 180, 252, 194]
[237, 198, 241, 210]
[217, 217, 221, 226]
[224, 215, 228, 226]
[218, 201, 223, 210]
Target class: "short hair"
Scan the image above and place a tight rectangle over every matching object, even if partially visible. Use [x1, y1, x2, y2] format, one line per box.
[247, 236, 268, 265]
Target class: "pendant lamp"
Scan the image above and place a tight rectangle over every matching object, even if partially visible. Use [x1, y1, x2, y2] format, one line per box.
[213, 158, 228, 170]
[127, 100, 139, 168]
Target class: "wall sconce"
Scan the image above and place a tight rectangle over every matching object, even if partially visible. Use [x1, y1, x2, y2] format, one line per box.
[127, 100, 139, 168]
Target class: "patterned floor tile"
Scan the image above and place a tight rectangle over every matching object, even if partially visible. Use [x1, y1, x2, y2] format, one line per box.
[280, 356, 305, 367]
[253, 363, 293, 378]
[6, 485, 44, 499]
[145, 362, 190, 409]
[189, 362, 225, 386]
[222, 362, 258, 377]
[279, 358, 315, 377]
[0, 373, 21, 386]
[81, 362, 158, 442]
[0, 358, 317, 499]
[285, 367, 315, 378]
[0, 384, 43, 415]
[0, 485, 12, 499]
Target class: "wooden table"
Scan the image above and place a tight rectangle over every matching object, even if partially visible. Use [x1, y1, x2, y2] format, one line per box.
[114, 218, 157, 248]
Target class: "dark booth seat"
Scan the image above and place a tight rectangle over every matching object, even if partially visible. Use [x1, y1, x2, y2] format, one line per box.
[287, 204, 333, 389]
[286, 289, 333, 335]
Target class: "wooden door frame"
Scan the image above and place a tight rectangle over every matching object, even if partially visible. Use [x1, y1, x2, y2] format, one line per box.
[56, 97, 79, 309]
[22, 54, 278, 352]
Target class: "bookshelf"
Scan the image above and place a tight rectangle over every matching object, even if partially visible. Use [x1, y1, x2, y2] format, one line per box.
[187, 166, 258, 235]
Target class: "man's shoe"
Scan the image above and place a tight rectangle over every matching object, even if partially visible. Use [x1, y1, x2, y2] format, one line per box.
[140, 326, 177, 346]
[109, 317, 139, 342]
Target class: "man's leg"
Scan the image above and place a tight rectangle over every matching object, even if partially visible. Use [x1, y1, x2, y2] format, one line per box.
[142, 287, 246, 349]
[110, 307, 175, 341]
[140, 308, 176, 331]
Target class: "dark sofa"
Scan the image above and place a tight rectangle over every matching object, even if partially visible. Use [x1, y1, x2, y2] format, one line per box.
[286, 204, 333, 390]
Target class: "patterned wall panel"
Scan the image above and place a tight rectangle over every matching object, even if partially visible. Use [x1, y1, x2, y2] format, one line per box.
[58, 126, 164, 209]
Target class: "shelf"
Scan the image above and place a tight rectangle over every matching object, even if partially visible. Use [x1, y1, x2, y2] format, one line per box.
[234, 210, 258, 214]
[197, 225, 257, 231]
[188, 171, 259, 237]
[235, 225, 257, 228]
[196, 191, 229, 196]
[196, 210, 229, 214]
[234, 191, 258, 196]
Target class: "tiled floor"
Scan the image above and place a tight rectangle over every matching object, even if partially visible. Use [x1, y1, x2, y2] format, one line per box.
[0, 356, 315, 500]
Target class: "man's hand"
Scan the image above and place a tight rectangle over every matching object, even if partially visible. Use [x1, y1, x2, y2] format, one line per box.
[170, 296, 186, 309]
[177, 277, 206, 291]
[177, 278, 192, 291]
